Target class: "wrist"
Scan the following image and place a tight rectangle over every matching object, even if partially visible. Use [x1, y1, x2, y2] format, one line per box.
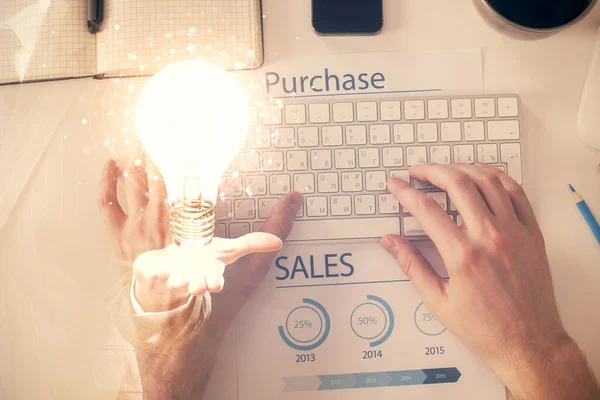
[497, 335, 600, 400]
[134, 278, 190, 313]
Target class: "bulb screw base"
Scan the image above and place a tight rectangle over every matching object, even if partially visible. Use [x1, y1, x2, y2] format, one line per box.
[169, 198, 215, 246]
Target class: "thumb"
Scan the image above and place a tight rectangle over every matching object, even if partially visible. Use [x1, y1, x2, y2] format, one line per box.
[207, 192, 303, 336]
[259, 192, 303, 240]
[380, 234, 446, 306]
[238, 192, 303, 276]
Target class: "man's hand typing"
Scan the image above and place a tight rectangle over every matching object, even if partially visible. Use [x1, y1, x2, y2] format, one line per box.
[382, 163, 600, 400]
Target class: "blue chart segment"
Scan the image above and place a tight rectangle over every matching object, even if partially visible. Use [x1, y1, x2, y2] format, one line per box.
[279, 298, 331, 351]
[350, 295, 395, 347]
[282, 368, 462, 392]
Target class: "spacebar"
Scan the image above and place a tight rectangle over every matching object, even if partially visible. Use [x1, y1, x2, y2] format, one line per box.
[287, 217, 400, 242]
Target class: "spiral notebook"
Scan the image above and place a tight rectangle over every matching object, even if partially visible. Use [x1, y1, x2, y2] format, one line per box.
[0, 0, 264, 85]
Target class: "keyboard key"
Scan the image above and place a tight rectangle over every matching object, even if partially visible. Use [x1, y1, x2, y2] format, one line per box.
[286, 217, 400, 241]
[413, 179, 434, 189]
[260, 105, 282, 125]
[226, 157, 238, 173]
[474, 98, 495, 118]
[357, 102, 378, 122]
[464, 121, 485, 141]
[406, 146, 427, 166]
[451, 98, 472, 119]
[500, 143, 522, 184]
[244, 175, 267, 196]
[456, 215, 464, 227]
[220, 176, 243, 197]
[333, 102, 354, 123]
[380, 101, 402, 121]
[273, 127, 295, 148]
[253, 222, 265, 232]
[382, 147, 404, 167]
[238, 151, 261, 172]
[287, 150, 308, 171]
[298, 127, 319, 147]
[285, 104, 306, 124]
[248, 106, 258, 126]
[369, 124, 391, 144]
[393, 124, 415, 143]
[358, 148, 380, 168]
[310, 149, 332, 170]
[307, 196, 328, 217]
[262, 151, 284, 172]
[346, 125, 367, 145]
[427, 99, 449, 119]
[404, 100, 425, 120]
[389, 170, 410, 183]
[366, 171, 387, 191]
[258, 198, 278, 219]
[317, 172, 339, 193]
[322, 126, 343, 146]
[441, 122, 462, 142]
[294, 173, 315, 194]
[341, 171, 363, 192]
[430, 145, 451, 164]
[403, 217, 426, 237]
[334, 149, 356, 169]
[234, 199, 256, 220]
[378, 194, 400, 214]
[426, 192, 448, 211]
[355, 194, 376, 215]
[331, 195, 352, 216]
[215, 223, 227, 238]
[417, 122, 438, 143]
[250, 127, 271, 149]
[295, 203, 305, 218]
[269, 174, 291, 194]
[214, 199, 232, 220]
[498, 97, 519, 117]
[476, 144, 498, 164]
[488, 120, 520, 140]
[229, 222, 250, 238]
[454, 144, 475, 163]
[309, 103, 330, 123]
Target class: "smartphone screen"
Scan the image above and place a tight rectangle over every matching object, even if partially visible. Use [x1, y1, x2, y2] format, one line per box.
[312, 0, 383, 35]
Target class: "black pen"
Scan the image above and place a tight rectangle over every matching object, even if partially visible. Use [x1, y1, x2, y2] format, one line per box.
[87, 0, 104, 34]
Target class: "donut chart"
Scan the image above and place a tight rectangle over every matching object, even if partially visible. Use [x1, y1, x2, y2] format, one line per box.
[350, 295, 395, 347]
[279, 298, 331, 351]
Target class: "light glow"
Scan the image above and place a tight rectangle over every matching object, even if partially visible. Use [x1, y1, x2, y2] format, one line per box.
[135, 60, 249, 204]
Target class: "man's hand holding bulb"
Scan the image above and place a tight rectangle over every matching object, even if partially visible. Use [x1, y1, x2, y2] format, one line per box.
[99, 150, 302, 398]
[133, 229, 283, 313]
[99, 151, 301, 318]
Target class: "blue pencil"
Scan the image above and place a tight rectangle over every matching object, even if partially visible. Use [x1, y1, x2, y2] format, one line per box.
[569, 185, 600, 245]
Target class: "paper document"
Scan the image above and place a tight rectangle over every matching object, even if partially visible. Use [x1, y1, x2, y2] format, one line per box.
[212, 49, 505, 400]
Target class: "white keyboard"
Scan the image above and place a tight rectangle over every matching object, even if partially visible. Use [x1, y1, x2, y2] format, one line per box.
[215, 94, 523, 242]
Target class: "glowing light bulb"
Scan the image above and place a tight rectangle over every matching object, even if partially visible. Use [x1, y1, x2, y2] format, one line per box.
[135, 60, 249, 245]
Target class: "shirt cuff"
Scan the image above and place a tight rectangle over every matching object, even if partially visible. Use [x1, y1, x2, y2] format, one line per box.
[130, 277, 196, 322]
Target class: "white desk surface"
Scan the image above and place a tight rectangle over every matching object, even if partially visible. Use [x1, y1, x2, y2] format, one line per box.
[0, 0, 599, 398]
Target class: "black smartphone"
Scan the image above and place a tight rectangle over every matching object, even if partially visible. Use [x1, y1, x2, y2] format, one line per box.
[312, 0, 383, 35]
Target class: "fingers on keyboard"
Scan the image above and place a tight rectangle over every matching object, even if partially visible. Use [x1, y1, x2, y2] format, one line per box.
[217, 95, 521, 240]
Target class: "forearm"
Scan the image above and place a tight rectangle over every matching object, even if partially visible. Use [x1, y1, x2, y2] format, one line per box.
[499, 337, 600, 400]
[134, 331, 219, 400]
[107, 280, 217, 399]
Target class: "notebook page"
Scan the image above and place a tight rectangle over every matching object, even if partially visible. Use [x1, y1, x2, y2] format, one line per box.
[0, 0, 96, 85]
[96, 0, 263, 76]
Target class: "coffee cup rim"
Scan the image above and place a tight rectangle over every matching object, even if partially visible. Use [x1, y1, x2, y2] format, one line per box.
[479, 0, 598, 33]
